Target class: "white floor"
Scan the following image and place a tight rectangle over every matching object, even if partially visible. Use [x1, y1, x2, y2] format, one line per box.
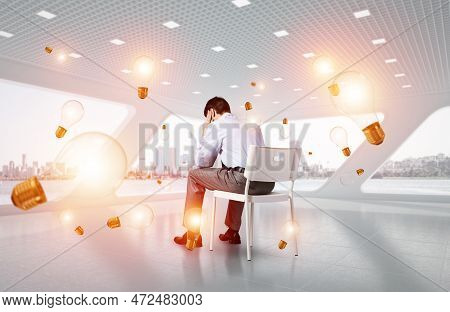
[1, 196, 450, 292]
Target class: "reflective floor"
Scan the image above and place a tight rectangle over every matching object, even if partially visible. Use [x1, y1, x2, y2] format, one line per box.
[1, 196, 450, 291]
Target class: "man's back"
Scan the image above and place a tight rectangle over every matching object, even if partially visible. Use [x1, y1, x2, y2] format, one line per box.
[195, 113, 264, 168]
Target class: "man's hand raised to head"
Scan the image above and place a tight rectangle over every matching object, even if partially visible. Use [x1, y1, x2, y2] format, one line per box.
[205, 108, 216, 124]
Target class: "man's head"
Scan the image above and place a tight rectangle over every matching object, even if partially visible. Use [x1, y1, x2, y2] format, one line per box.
[203, 97, 231, 120]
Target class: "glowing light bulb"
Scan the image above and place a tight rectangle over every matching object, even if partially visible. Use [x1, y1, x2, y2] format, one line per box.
[313, 56, 335, 78]
[122, 204, 155, 230]
[53, 132, 127, 200]
[329, 126, 351, 157]
[133, 56, 154, 99]
[56, 100, 84, 138]
[283, 221, 299, 237]
[57, 53, 66, 63]
[329, 71, 385, 145]
[184, 208, 204, 250]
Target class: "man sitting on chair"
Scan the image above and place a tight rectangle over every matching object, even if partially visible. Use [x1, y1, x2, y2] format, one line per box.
[174, 97, 275, 249]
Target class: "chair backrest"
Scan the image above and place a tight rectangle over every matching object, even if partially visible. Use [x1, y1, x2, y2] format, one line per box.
[244, 146, 301, 182]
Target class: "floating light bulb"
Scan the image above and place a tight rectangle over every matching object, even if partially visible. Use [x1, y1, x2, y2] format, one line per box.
[330, 126, 351, 157]
[133, 56, 154, 99]
[53, 132, 127, 200]
[58, 209, 84, 235]
[244, 101, 253, 111]
[329, 71, 385, 145]
[56, 100, 84, 138]
[282, 118, 288, 125]
[356, 168, 365, 176]
[184, 208, 203, 250]
[122, 204, 155, 230]
[313, 55, 335, 78]
[44, 46, 53, 54]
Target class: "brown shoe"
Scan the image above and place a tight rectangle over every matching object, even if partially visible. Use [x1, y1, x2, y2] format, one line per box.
[173, 232, 203, 247]
[219, 228, 241, 244]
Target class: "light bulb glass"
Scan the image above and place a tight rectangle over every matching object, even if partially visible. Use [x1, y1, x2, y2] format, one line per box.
[313, 56, 335, 78]
[133, 56, 154, 86]
[53, 132, 127, 200]
[329, 126, 348, 149]
[123, 204, 155, 229]
[59, 100, 84, 129]
[330, 71, 385, 145]
[283, 221, 299, 238]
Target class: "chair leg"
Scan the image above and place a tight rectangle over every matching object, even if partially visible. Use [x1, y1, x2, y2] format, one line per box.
[289, 196, 299, 256]
[209, 196, 216, 251]
[244, 200, 252, 261]
[249, 202, 254, 247]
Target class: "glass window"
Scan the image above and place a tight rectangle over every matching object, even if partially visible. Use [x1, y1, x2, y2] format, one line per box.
[261, 115, 369, 191]
[0, 79, 132, 204]
[362, 107, 450, 195]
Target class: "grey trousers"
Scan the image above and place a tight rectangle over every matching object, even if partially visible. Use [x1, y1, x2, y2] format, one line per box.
[183, 167, 275, 231]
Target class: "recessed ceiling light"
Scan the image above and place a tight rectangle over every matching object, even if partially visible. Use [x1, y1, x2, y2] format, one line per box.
[110, 39, 125, 45]
[401, 84, 412, 88]
[68, 53, 82, 58]
[272, 101, 280, 104]
[293, 88, 302, 92]
[302, 52, 315, 59]
[253, 94, 261, 97]
[163, 21, 180, 29]
[246, 64, 258, 69]
[372, 38, 386, 45]
[353, 9, 370, 19]
[192, 91, 201, 94]
[310, 96, 318, 100]
[232, 0, 251, 8]
[36, 10, 56, 19]
[0, 31, 13, 38]
[200, 73, 210, 78]
[121, 69, 131, 74]
[161, 81, 171, 85]
[162, 58, 174, 64]
[385, 58, 397, 64]
[211, 46, 225, 52]
[229, 85, 239, 88]
[273, 77, 283, 81]
[273, 30, 289, 37]
[394, 73, 406, 78]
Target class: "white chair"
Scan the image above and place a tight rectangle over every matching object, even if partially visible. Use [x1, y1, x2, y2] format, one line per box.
[209, 146, 301, 261]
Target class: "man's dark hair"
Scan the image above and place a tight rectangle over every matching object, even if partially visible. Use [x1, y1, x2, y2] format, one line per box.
[203, 97, 231, 117]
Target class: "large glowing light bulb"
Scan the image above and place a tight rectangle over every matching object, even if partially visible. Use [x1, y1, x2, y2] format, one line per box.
[133, 56, 154, 99]
[54, 132, 127, 200]
[313, 56, 335, 78]
[56, 100, 84, 138]
[330, 126, 351, 157]
[329, 71, 385, 145]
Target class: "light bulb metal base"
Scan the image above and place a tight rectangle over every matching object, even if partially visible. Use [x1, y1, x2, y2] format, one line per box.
[55, 126, 67, 138]
[278, 240, 288, 250]
[328, 83, 340, 96]
[244, 101, 253, 111]
[186, 230, 200, 251]
[137, 87, 148, 99]
[45, 46, 53, 54]
[74, 226, 84, 235]
[107, 216, 121, 229]
[282, 118, 288, 125]
[363, 121, 385, 145]
[11, 176, 47, 210]
[356, 169, 365, 176]
[342, 147, 351, 157]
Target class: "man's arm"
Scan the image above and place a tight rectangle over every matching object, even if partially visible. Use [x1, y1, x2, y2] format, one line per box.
[195, 123, 222, 168]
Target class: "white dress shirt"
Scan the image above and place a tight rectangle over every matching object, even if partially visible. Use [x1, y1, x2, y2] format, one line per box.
[195, 113, 264, 168]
